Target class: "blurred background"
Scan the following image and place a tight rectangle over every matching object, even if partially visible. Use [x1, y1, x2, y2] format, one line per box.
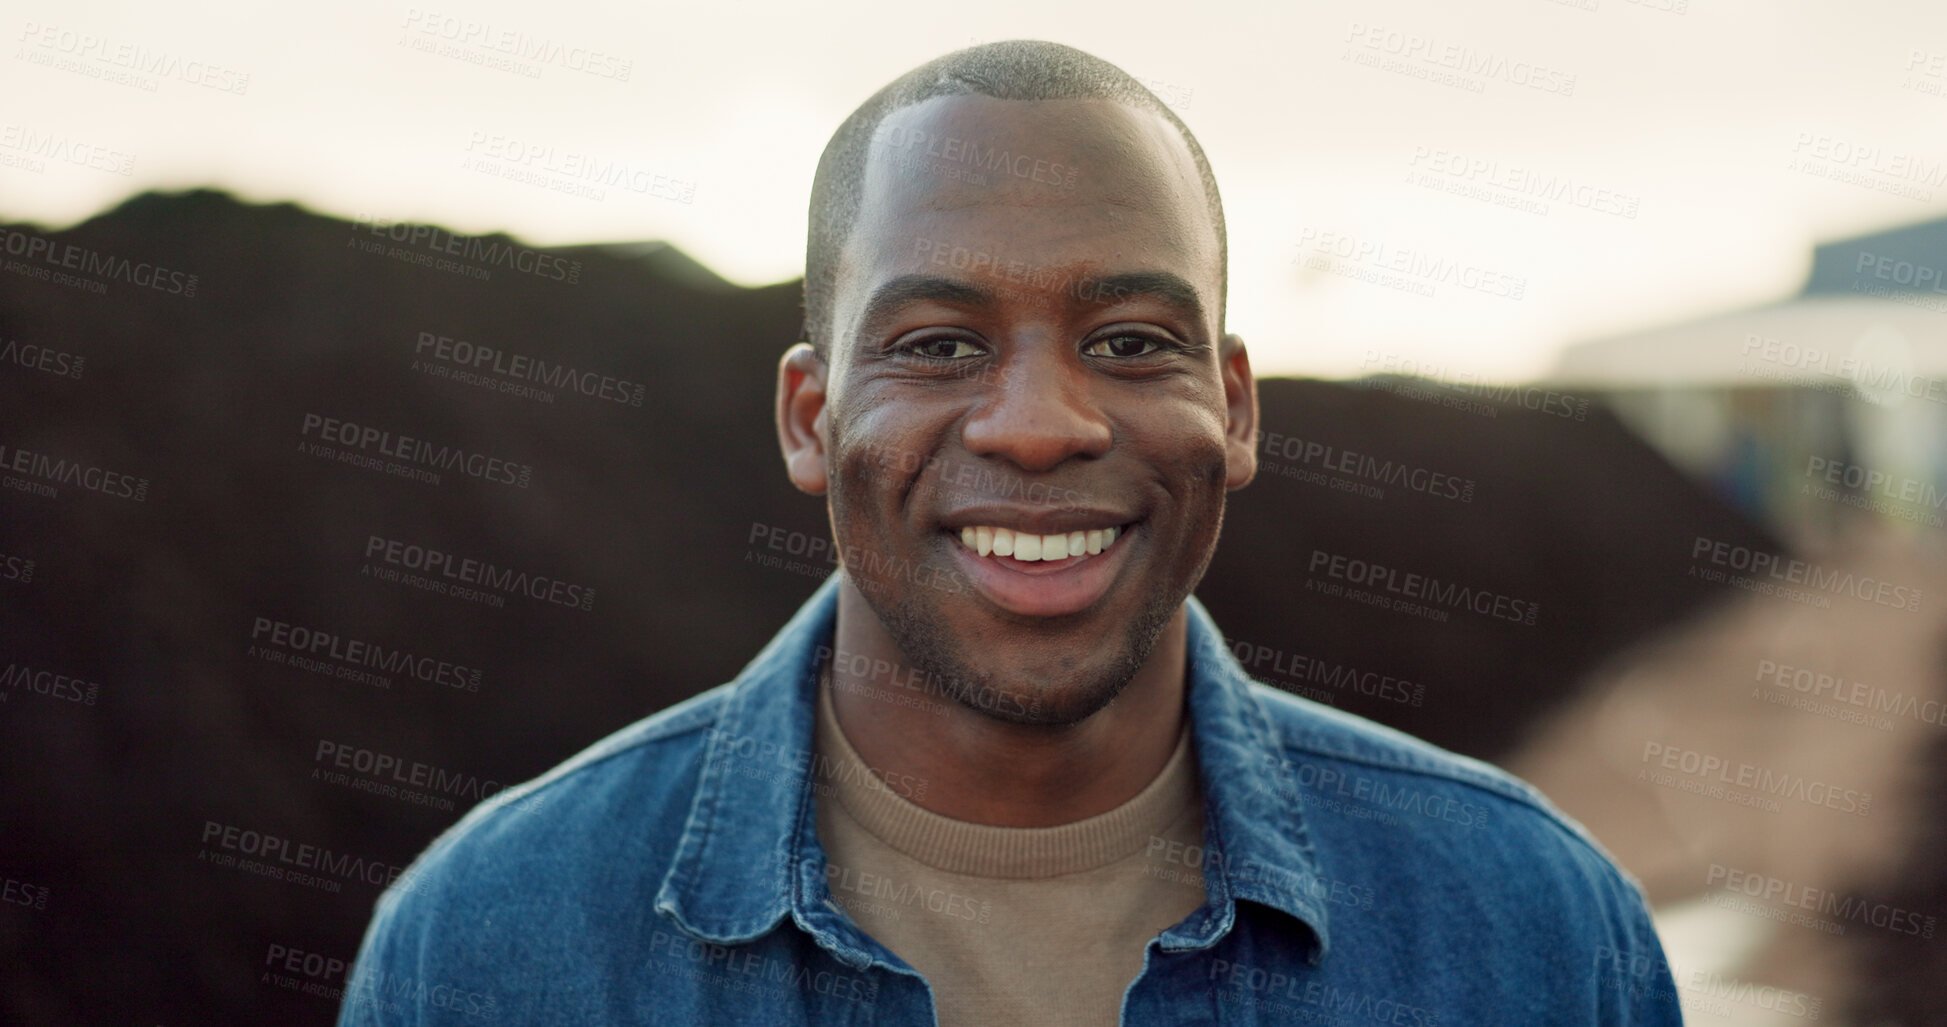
[3, 0, 1945, 1023]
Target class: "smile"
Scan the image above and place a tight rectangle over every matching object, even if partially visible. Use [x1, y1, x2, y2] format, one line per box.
[940, 518, 1141, 617]
[953, 524, 1123, 561]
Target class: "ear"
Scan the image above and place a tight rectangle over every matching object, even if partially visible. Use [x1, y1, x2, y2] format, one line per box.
[1219, 334, 1258, 491]
[776, 343, 830, 495]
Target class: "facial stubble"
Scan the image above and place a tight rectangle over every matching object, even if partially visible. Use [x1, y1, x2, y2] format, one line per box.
[828, 455, 1222, 728]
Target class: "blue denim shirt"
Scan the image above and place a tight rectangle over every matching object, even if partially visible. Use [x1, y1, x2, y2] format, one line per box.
[341, 575, 1682, 1025]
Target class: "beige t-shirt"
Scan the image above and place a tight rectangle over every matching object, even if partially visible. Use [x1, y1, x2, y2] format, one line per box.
[812, 671, 1207, 1026]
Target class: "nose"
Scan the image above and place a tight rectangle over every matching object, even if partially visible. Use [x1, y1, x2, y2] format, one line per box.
[960, 346, 1113, 473]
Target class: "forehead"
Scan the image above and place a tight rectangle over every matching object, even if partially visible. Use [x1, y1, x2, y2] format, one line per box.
[835, 94, 1218, 335]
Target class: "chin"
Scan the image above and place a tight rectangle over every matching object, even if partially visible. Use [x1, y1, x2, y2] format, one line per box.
[860, 571, 1183, 729]
[972, 676, 1122, 728]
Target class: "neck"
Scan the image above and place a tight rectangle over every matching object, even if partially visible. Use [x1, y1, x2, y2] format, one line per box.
[828, 580, 1189, 828]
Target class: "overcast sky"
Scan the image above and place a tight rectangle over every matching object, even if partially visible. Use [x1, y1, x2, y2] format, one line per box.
[6, 0, 1946, 379]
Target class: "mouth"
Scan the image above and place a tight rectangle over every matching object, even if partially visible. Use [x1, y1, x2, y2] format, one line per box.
[940, 519, 1141, 618]
[954, 524, 1127, 563]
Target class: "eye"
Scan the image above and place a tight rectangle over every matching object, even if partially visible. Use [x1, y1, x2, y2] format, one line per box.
[1083, 335, 1167, 358]
[903, 337, 983, 360]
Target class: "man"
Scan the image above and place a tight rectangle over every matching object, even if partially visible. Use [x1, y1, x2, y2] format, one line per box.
[342, 41, 1682, 1025]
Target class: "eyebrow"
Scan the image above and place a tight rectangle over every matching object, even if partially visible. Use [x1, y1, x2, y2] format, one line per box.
[1080, 271, 1207, 326]
[851, 269, 1209, 347]
[854, 274, 993, 346]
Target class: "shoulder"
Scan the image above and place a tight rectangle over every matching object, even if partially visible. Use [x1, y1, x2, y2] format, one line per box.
[429, 680, 727, 860]
[1247, 679, 1648, 905]
[339, 684, 732, 1025]
[1237, 681, 1678, 1022]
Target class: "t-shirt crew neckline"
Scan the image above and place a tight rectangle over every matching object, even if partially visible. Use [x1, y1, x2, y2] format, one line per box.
[814, 658, 1199, 880]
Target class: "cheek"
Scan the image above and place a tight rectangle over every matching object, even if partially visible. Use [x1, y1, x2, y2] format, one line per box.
[826, 459, 901, 550]
[824, 400, 952, 534]
[828, 398, 908, 492]
[831, 382, 958, 466]
[1147, 427, 1231, 544]
[1140, 403, 1231, 483]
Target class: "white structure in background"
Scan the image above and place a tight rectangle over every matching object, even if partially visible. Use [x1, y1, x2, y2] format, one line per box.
[1549, 219, 1947, 547]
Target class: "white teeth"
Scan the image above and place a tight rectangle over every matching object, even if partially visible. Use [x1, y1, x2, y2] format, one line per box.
[954, 524, 1127, 561]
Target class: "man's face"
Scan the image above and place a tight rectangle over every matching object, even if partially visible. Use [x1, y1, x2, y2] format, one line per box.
[801, 93, 1255, 726]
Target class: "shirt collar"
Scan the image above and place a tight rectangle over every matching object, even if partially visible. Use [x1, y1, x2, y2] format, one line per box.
[655, 574, 1331, 960]
[1168, 595, 1332, 961]
[652, 574, 835, 944]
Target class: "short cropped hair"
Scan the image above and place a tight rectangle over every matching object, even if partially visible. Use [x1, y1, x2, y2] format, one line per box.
[803, 40, 1227, 357]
